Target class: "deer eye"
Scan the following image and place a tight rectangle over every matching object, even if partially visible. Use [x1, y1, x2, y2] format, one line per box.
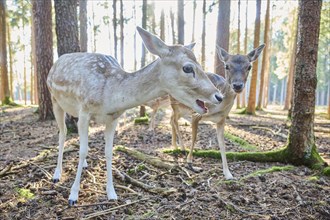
[225, 64, 230, 70]
[183, 65, 194, 74]
[247, 65, 252, 71]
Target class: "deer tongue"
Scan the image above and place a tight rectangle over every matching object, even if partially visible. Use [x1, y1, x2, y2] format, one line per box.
[196, 99, 208, 113]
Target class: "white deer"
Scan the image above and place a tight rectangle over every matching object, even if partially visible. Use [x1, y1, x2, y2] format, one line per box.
[47, 27, 223, 205]
[170, 45, 265, 180]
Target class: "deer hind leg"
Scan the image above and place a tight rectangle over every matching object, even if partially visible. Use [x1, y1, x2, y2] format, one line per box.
[68, 111, 90, 206]
[187, 115, 200, 165]
[52, 99, 67, 183]
[104, 118, 119, 200]
[148, 106, 158, 131]
[170, 107, 185, 151]
[216, 120, 233, 180]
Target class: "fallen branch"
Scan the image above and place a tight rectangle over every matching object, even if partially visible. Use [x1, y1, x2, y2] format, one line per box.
[114, 169, 177, 196]
[115, 145, 178, 171]
[81, 199, 144, 219]
[250, 126, 288, 139]
[0, 145, 78, 178]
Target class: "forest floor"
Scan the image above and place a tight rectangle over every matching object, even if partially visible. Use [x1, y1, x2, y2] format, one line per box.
[0, 105, 329, 220]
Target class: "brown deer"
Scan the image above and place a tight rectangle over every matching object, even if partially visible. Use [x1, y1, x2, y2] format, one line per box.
[47, 27, 223, 205]
[170, 45, 265, 180]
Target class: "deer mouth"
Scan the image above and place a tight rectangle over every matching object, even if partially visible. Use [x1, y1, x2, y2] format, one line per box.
[196, 99, 208, 113]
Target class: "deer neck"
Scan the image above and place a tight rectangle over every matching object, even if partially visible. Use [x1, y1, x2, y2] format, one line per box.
[104, 59, 167, 114]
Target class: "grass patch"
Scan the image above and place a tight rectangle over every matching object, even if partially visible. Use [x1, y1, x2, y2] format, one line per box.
[323, 166, 330, 176]
[134, 115, 149, 125]
[224, 131, 258, 151]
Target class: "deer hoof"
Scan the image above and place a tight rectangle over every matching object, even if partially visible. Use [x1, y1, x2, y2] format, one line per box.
[68, 199, 77, 206]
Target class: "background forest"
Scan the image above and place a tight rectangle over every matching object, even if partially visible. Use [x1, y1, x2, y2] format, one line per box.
[0, 0, 329, 113]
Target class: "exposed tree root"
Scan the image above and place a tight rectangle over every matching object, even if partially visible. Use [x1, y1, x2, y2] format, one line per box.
[114, 169, 177, 196]
[115, 145, 178, 171]
[0, 145, 77, 178]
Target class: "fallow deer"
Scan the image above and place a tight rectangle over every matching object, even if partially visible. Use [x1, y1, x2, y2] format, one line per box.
[47, 27, 223, 205]
[143, 95, 170, 131]
[170, 45, 265, 180]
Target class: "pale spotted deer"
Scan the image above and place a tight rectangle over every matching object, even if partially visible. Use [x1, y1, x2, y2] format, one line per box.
[47, 27, 223, 205]
[170, 45, 265, 180]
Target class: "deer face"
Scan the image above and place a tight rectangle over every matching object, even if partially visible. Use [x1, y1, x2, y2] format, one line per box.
[217, 45, 265, 93]
[137, 27, 223, 114]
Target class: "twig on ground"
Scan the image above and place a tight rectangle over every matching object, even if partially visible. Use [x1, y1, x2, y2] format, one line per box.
[81, 199, 144, 219]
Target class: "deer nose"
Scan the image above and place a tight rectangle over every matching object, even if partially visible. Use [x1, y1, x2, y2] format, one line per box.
[233, 83, 244, 92]
[215, 94, 223, 103]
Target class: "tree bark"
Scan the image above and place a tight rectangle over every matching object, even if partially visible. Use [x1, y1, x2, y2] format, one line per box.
[113, 0, 118, 59]
[236, 0, 241, 109]
[191, 0, 196, 42]
[177, 0, 184, 45]
[6, 23, 14, 101]
[160, 9, 165, 41]
[214, 0, 231, 78]
[257, 0, 271, 110]
[287, 0, 323, 166]
[0, 0, 10, 104]
[32, 0, 54, 120]
[140, 0, 147, 117]
[283, 19, 298, 110]
[54, 0, 80, 130]
[201, 0, 206, 69]
[79, 0, 88, 52]
[120, 0, 124, 67]
[241, 0, 248, 108]
[246, 0, 261, 115]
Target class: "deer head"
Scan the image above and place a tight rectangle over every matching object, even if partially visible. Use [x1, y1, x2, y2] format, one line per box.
[216, 44, 265, 93]
[137, 27, 223, 114]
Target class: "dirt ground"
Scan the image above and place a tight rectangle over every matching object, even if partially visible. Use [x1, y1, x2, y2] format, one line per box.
[0, 105, 329, 220]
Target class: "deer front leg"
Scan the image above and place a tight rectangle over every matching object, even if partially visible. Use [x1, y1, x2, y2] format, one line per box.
[216, 120, 233, 180]
[52, 100, 67, 183]
[148, 106, 158, 131]
[68, 111, 90, 206]
[104, 118, 119, 200]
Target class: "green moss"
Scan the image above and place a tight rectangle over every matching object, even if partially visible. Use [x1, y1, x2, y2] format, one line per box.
[134, 115, 149, 125]
[16, 188, 35, 200]
[242, 165, 294, 180]
[236, 108, 247, 115]
[322, 167, 330, 176]
[307, 176, 320, 181]
[224, 131, 258, 151]
[163, 148, 288, 163]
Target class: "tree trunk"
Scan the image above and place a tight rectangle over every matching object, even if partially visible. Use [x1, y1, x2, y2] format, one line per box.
[201, 0, 206, 69]
[160, 9, 165, 41]
[140, 0, 147, 117]
[246, 0, 261, 115]
[133, 0, 137, 71]
[177, 0, 184, 45]
[214, 0, 231, 78]
[170, 7, 176, 44]
[55, 0, 80, 131]
[120, 0, 124, 67]
[6, 23, 14, 101]
[236, 0, 241, 109]
[113, 0, 118, 59]
[0, 0, 10, 104]
[328, 81, 330, 119]
[257, 0, 270, 110]
[241, 0, 248, 108]
[79, 0, 88, 52]
[286, 0, 323, 167]
[284, 19, 298, 110]
[32, 0, 54, 120]
[191, 0, 196, 42]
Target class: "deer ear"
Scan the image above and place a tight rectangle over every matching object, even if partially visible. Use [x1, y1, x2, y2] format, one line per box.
[216, 46, 230, 62]
[247, 44, 265, 62]
[137, 26, 170, 57]
[184, 43, 196, 50]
